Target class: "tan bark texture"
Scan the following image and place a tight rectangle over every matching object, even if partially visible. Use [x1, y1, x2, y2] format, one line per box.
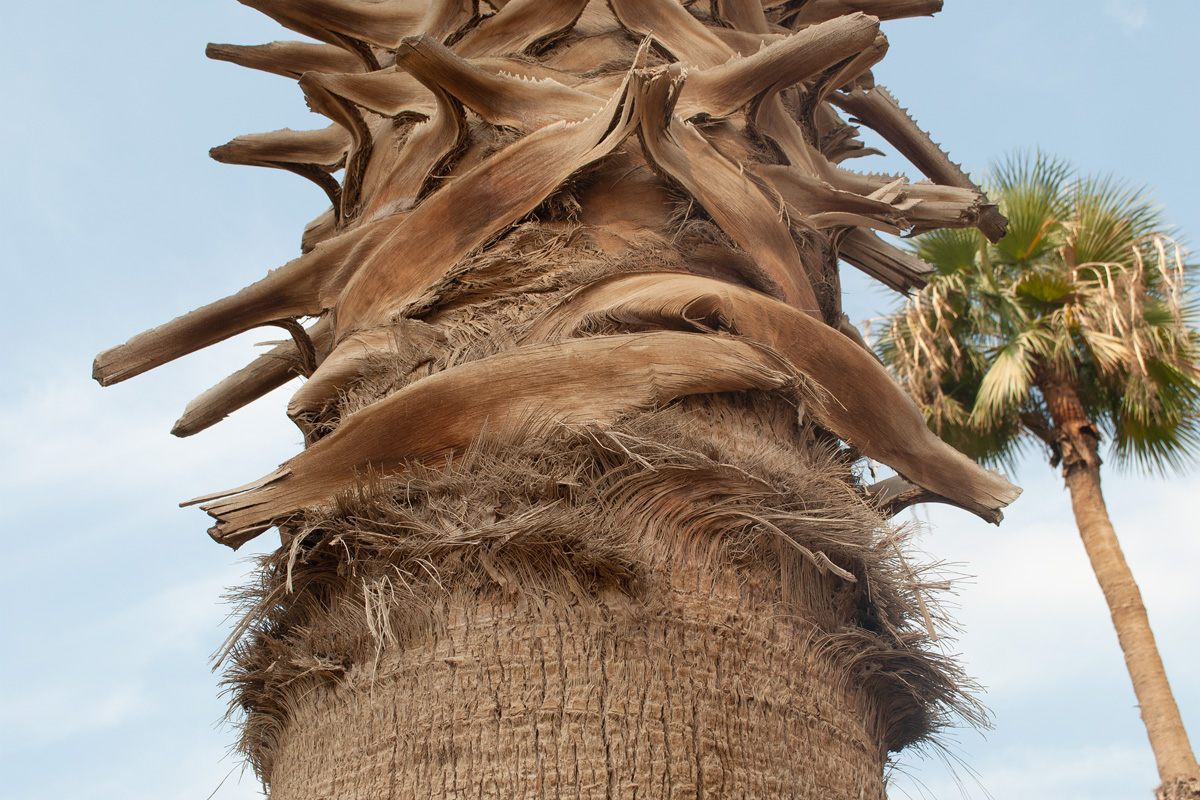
[268, 576, 889, 799]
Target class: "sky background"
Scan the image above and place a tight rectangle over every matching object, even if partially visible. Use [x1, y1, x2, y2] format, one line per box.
[2, 1, 1197, 798]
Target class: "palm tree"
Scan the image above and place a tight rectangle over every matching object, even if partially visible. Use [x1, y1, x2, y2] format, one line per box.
[878, 152, 1200, 799]
[93, 1, 1021, 795]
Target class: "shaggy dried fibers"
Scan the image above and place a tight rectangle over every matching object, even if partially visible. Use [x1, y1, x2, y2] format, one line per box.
[222, 399, 983, 790]
[1158, 776, 1200, 800]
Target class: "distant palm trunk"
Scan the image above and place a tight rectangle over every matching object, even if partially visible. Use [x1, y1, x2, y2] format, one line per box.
[1065, 465, 1200, 791]
[1041, 371, 1200, 795]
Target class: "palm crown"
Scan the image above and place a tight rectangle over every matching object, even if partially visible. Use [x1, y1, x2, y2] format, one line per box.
[879, 152, 1200, 475]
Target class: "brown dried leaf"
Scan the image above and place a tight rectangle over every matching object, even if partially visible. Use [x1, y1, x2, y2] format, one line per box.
[832, 85, 1007, 241]
[92, 217, 402, 385]
[634, 67, 821, 313]
[209, 125, 349, 207]
[238, 0, 426, 49]
[609, 0, 732, 68]
[331, 66, 638, 336]
[452, 0, 589, 58]
[206, 40, 365, 79]
[356, 54, 468, 222]
[755, 164, 982, 234]
[838, 227, 934, 293]
[524, 271, 1020, 519]
[418, 0, 479, 42]
[781, 0, 942, 26]
[195, 332, 795, 548]
[302, 208, 339, 252]
[677, 14, 880, 119]
[714, 0, 772, 34]
[172, 318, 335, 438]
[541, 30, 640, 73]
[397, 34, 601, 130]
[298, 73, 375, 221]
[299, 70, 436, 118]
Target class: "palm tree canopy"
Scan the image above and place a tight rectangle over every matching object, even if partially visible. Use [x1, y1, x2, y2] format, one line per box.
[878, 152, 1200, 475]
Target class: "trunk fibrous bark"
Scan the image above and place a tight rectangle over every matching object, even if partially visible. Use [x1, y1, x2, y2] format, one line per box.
[95, 0, 1024, 793]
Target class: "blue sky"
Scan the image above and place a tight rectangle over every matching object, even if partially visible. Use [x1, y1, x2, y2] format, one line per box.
[2, 2, 1197, 798]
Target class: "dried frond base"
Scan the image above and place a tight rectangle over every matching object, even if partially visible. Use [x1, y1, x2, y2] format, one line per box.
[223, 396, 981, 787]
[1158, 777, 1200, 800]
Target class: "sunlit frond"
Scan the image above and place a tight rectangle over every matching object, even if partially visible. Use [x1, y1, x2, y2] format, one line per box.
[970, 334, 1036, 424]
[1071, 175, 1166, 267]
[988, 151, 1072, 266]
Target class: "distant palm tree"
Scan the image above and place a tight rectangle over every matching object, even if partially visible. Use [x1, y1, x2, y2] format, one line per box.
[877, 152, 1200, 799]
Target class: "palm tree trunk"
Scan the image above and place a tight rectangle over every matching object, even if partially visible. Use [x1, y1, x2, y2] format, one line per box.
[264, 547, 892, 799]
[230, 395, 969, 798]
[89, 3, 1025, 793]
[1040, 371, 1200, 796]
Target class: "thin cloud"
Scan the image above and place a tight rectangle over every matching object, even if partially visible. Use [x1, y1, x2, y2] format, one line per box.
[0, 358, 300, 507]
[1104, 0, 1148, 31]
[0, 685, 148, 747]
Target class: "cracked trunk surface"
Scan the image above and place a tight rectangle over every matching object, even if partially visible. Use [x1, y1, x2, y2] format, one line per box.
[267, 569, 887, 800]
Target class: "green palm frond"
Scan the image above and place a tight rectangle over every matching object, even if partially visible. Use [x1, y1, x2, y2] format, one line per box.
[989, 151, 1072, 266]
[874, 152, 1200, 479]
[1071, 175, 1166, 267]
[969, 338, 1036, 424]
[914, 228, 984, 275]
[1015, 266, 1073, 304]
[1077, 329, 1131, 374]
[1112, 409, 1200, 476]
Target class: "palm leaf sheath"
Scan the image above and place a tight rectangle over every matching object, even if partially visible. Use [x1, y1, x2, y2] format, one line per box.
[94, 0, 1018, 549]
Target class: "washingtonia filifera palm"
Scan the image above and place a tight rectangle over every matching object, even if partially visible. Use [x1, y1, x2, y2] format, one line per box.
[93, 1, 1022, 794]
[879, 152, 1200, 798]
